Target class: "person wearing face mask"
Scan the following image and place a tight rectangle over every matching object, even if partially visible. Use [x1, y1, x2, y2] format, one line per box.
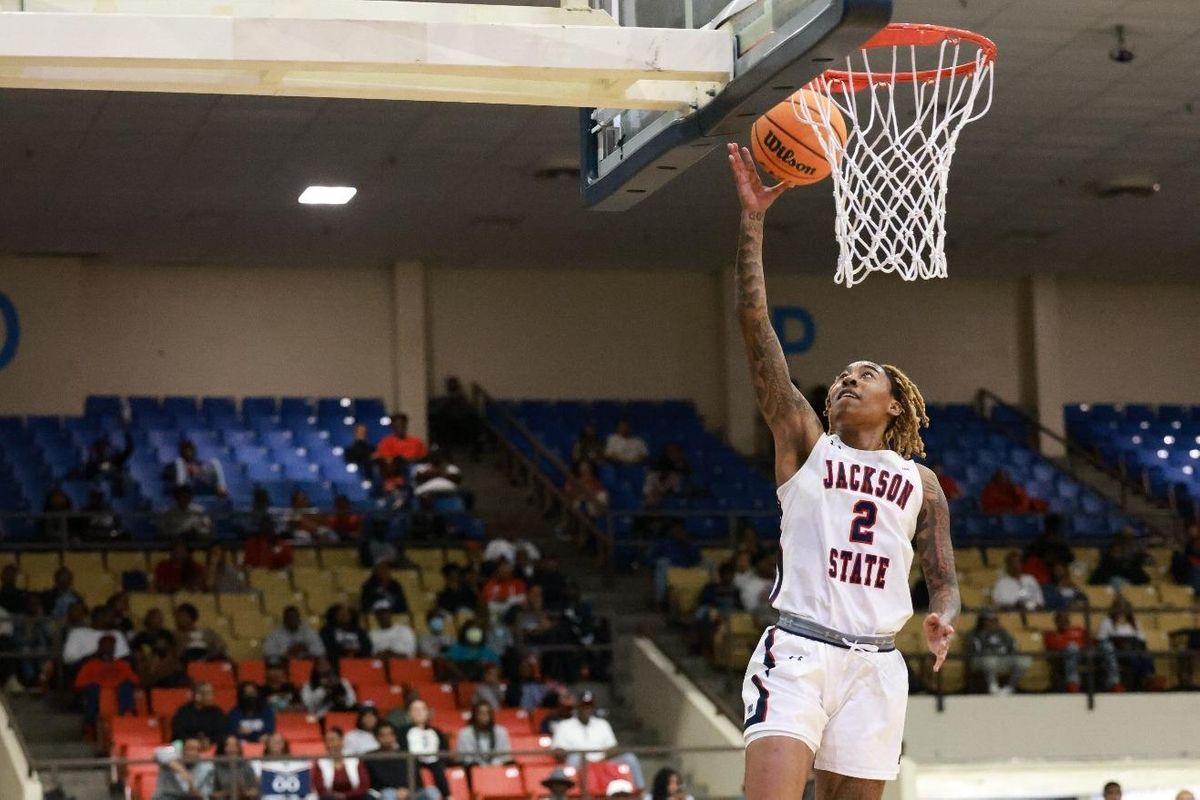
[443, 621, 500, 681]
[417, 611, 454, 659]
[227, 681, 276, 742]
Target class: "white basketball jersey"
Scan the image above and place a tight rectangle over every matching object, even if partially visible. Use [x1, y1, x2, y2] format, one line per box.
[771, 433, 921, 636]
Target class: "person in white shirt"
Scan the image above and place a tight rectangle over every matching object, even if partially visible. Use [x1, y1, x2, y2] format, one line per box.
[368, 605, 417, 658]
[991, 551, 1045, 611]
[413, 450, 464, 498]
[62, 606, 130, 667]
[483, 531, 517, 565]
[342, 706, 382, 755]
[603, 420, 649, 465]
[551, 692, 645, 789]
[1096, 595, 1157, 689]
[737, 554, 776, 617]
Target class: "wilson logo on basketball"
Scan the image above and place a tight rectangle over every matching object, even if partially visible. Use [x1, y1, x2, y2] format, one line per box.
[762, 130, 816, 175]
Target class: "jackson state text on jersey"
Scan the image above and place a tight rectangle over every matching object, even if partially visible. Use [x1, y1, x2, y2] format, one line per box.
[773, 434, 921, 637]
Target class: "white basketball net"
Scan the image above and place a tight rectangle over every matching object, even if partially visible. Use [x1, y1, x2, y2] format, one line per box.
[792, 34, 994, 287]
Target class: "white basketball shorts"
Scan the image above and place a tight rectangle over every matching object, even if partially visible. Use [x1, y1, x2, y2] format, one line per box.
[741, 624, 909, 781]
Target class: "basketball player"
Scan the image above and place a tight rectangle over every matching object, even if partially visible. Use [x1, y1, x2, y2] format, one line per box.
[726, 142, 959, 799]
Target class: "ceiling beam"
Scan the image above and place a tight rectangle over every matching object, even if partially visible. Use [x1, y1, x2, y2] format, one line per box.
[0, 4, 732, 112]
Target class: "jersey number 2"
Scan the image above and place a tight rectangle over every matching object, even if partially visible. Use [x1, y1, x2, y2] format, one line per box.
[849, 499, 877, 545]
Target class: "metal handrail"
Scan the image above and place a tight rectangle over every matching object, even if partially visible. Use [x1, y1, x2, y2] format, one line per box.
[0, 691, 38, 779]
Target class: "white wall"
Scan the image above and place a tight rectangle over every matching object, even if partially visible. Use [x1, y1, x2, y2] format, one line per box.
[1057, 278, 1200, 405]
[427, 267, 729, 425]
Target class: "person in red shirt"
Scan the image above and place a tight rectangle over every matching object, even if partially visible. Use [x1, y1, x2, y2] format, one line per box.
[980, 470, 1047, 514]
[481, 559, 527, 617]
[243, 520, 295, 570]
[1042, 610, 1121, 693]
[312, 726, 369, 799]
[153, 542, 205, 593]
[931, 463, 962, 501]
[74, 634, 139, 734]
[374, 414, 428, 463]
[324, 495, 363, 542]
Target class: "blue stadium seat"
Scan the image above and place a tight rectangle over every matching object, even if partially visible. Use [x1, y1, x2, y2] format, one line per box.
[242, 397, 277, 420]
[128, 396, 162, 420]
[163, 396, 198, 417]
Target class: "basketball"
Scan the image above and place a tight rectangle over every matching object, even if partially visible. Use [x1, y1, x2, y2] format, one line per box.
[750, 88, 847, 186]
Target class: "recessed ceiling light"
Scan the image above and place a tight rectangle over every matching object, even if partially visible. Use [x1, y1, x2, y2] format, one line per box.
[298, 185, 356, 205]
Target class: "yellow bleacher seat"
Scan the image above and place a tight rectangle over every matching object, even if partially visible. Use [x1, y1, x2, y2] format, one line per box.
[226, 637, 262, 662]
[896, 616, 925, 653]
[74, 571, 118, 606]
[405, 549, 445, 574]
[210, 615, 234, 640]
[217, 592, 263, 619]
[1154, 611, 1197, 634]
[291, 548, 321, 569]
[1072, 548, 1101, 573]
[173, 592, 220, 622]
[983, 547, 1014, 569]
[1119, 584, 1160, 610]
[128, 592, 173, 622]
[955, 612, 978, 637]
[330, 565, 370, 591]
[421, 570, 446, 593]
[232, 614, 273, 641]
[1158, 584, 1196, 609]
[1146, 548, 1173, 580]
[1023, 611, 1055, 632]
[1082, 585, 1116, 609]
[953, 548, 986, 572]
[21, 552, 62, 584]
[62, 551, 106, 575]
[319, 548, 360, 569]
[291, 566, 327, 591]
[958, 584, 990, 610]
[248, 569, 293, 595]
[106, 551, 149, 574]
[666, 567, 710, 620]
[260, 587, 307, 618]
[700, 548, 730, 566]
[304, 584, 349, 617]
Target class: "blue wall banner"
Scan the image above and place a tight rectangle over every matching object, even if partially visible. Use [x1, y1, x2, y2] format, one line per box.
[771, 306, 815, 355]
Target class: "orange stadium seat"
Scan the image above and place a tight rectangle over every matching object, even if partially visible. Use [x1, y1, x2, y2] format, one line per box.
[275, 712, 323, 742]
[213, 687, 238, 711]
[339, 657, 389, 688]
[289, 659, 316, 686]
[289, 738, 329, 757]
[355, 684, 408, 714]
[524, 764, 581, 798]
[585, 761, 638, 797]
[494, 708, 531, 733]
[150, 688, 192, 719]
[411, 682, 460, 721]
[110, 716, 165, 754]
[435, 766, 471, 800]
[128, 765, 159, 800]
[188, 660, 237, 688]
[471, 764, 528, 800]
[509, 733, 556, 766]
[389, 657, 436, 685]
[454, 681, 479, 708]
[324, 710, 359, 733]
[242, 741, 265, 757]
[238, 659, 267, 685]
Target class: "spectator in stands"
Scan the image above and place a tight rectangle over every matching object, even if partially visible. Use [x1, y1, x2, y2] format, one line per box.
[1176, 791, 1194, 800]
[991, 551, 1045, 611]
[153, 738, 214, 800]
[344, 424, 377, 482]
[1170, 524, 1200, 593]
[1090, 529, 1151, 587]
[436, 564, 478, 615]
[734, 525, 765, 563]
[418, 610, 454, 659]
[38, 488, 82, 543]
[63, 605, 131, 671]
[540, 692, 575, 735]
[0, 564, 27, 617]
[245, 487, 277, 538]
[481, 558, 527, 617]
[607, 779, 637, 799]
[81, 488, 124, 542]
[515, 584, 556, 646]
[505, 656, 551, 711]
[1022, 516, 1074, 585]
[980, 469, 1045, 515]
[301, 656, 357, 717]
[227, 681, 275, 742]
[648, 522, 703, 606]
[175, 602, 228, 663]
[321, 603, 371, 662]
[1043, 610, 1121, 693]
[243, 519, 294, 570]
[456, 700, 512, 766]
[650, 768, 694, 800]
[540, 768, 576, 800]
[642, 461, 682, 510]
[365, 722, 410, 800]
[174, 439, 227, 496]
[206, 543, 249, 594]
[369, 605, 417, 658]
[1042, 563, 1088, 611]
[930, 463, 962, 501]
[263, 606, 326, 661]
[261, 659, 302, 712]
[212, 734, 260, 800]
[343, 706, 382, 756]
[131, 608, 185, 689]
[74, 633, 138, 735]
[604, 419, 649, 465]
[360, 562, 409, 615]
[531, 557, 569, 611]
[160, 485, 215, 541]
[154, 542, 205, 594]
[76, 431, 134, 497]
[1097, 595, 1159, 690]
[738, 553, 777, 622]
[106, 592, 135, 635]
[443, 620, 500, 679]
[398, 698, 452, 800]
[412, 448, 466, 507]
[551, 691, 644, 789]
[41, 566, 84, 619]
[695, 561, 744, 658]
[482, 528, 517, 566]
[324, 495, 363, 542]
[428, 376, 483, 459]
[1103, 782, 1122, 800]
[563, 460, 610, 523]
[313, 726, 370, 799]
[172, 682, 228, 748]
[376, 413, 428, 463]
[572, 425, 606, 465]
[286, 489, 336, 542]
[967, 611, 1030, 695]
[471, 662, 506, 710]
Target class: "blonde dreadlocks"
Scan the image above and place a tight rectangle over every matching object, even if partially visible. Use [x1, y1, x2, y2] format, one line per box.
[824, 363, 930, 460]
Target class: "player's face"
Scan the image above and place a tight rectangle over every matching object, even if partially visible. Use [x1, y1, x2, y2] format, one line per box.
[827, 362, 900, 429]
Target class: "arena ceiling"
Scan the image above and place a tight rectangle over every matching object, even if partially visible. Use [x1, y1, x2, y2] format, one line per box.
[0, 0, 1196, 277]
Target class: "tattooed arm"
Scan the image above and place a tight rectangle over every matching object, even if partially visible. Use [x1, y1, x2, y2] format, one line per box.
[914, 463, 959, 671]
[727, 144, 824, 483]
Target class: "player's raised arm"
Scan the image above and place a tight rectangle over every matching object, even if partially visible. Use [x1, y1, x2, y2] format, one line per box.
[727, 143, 824, 482]
[914, 463, 959, 672]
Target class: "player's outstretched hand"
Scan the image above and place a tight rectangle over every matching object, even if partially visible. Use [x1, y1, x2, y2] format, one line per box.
[727, 142, 788, 215]
[923, 612, 954, 672]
